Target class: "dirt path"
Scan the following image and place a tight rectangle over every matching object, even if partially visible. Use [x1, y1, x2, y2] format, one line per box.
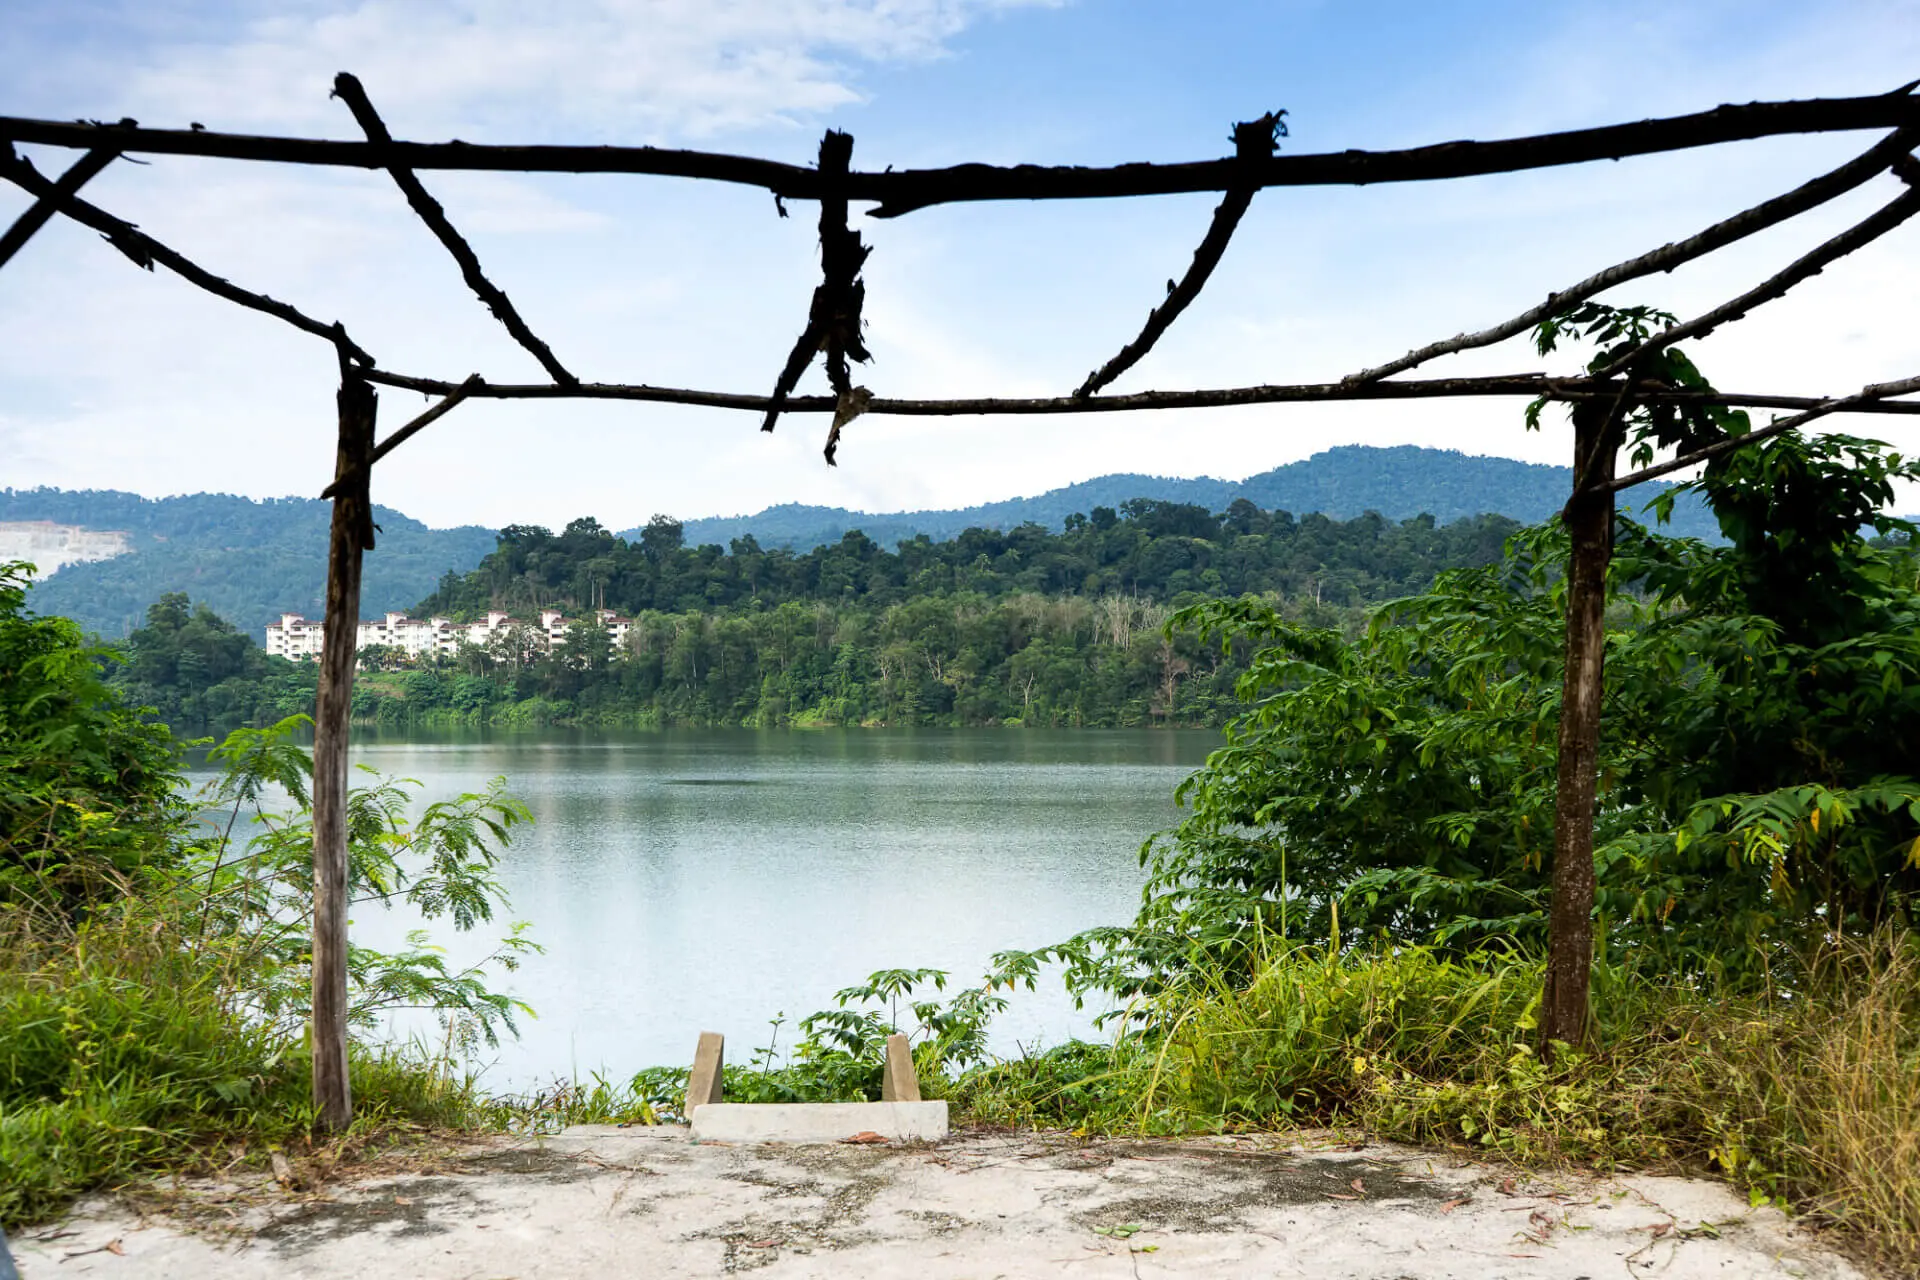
[9, 1127, 1865, 1279]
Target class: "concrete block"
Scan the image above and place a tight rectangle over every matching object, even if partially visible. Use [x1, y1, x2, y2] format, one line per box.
[690, 1101, 949, 1144]
[880, 1032, 921, 1102]
[686, 1031, 724, 1116]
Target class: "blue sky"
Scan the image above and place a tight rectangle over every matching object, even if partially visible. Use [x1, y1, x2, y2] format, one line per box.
[3, 0, 1917, 528]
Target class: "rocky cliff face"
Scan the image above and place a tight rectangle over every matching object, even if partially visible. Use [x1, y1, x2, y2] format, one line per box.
[0, 522, 130, 577]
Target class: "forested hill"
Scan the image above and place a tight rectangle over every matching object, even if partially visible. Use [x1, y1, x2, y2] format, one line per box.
[0, 489, 496, 639]
[419, 501, 1523, 621]
[660, 445, 1721, 550]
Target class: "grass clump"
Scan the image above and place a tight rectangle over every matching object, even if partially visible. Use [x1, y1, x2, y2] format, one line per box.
[0, 907, 486, 1227]
[952, 934, 1920, 1274]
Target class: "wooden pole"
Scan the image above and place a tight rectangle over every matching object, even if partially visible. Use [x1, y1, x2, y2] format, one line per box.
[1543, 399, 1617, 1051]
[311, 365, 377, 1131]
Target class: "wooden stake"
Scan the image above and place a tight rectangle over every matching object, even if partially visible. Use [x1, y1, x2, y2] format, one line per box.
[880, 1033, 921, 1103]
[687, 1032, 725, 1117]
[1543, 400, 1616, 1052]
[311, 366, 377, 1131]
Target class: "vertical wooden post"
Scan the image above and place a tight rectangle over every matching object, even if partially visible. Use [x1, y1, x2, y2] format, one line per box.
[1543, 399, 1617, 1051]
[312, 366, 377, 1131]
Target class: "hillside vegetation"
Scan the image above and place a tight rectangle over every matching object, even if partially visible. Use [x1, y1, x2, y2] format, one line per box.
[0, 488, 495, 639]
[383, 502, 1517, 728]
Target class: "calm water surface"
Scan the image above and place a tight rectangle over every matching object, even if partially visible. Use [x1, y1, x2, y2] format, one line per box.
[209, 728, 1216, 1088]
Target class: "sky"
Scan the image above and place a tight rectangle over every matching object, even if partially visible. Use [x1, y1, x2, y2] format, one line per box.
[2, 0, 1918, 531]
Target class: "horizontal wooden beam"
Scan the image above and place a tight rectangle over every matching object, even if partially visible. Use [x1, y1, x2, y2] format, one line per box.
[364, 367, 1920, 419]
[2, 88, 1915, 214]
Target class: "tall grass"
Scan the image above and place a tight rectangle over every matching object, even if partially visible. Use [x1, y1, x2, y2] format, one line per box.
[0, 904, 484, 1228]
[956, 933, 1920, 1273]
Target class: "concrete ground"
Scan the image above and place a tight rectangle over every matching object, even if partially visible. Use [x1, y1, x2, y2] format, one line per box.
[8, 1127, 1867, 1279]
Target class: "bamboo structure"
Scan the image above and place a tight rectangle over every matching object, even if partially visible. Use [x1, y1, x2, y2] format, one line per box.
[4, 78, 1917, 1121]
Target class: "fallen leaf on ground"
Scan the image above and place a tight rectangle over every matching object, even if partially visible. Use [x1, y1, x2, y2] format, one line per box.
[1326, 1193, 1359, 1201]
[1440, 1198, 1469, 1214]
[1350, 1178, 1367, 1195]
[841, 1131, 889, 1145]
[1499, 1177, 1520, 1196]
[106, 1241, 124, 1256]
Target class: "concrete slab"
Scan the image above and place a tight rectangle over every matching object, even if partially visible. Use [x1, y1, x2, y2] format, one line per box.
[690, 1100, 948, 1143]
[10, 1129, 1873, 1280]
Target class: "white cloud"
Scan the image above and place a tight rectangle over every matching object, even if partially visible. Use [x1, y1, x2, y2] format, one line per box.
[2, 0, 1917, 529]
[106, 0, 1057, 139]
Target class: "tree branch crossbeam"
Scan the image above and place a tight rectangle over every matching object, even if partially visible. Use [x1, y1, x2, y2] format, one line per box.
[0, 146, 375, 367]
[362, 366, 1920, 419]
[0, 143, 118, 269]
[2, 89, 1916, 213]
[330, 74, 576, 386]
[1593, 156, 1920, 379]
[1074, 113, 1284, 398]
[1602, 373, 1920, 493]
[1342, 125, 1920, 386]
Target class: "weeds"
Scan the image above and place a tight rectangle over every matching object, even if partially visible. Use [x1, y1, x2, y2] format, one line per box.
[952, 931, 1920, 1274]
[0, 905, 488, 1226]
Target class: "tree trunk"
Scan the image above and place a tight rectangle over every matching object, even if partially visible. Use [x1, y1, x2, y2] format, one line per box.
[311, 370, 377, 1131]
[1544, 400, 1617, 1052]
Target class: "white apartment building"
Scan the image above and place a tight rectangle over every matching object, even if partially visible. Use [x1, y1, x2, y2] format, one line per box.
[264, 613, 327, 660]
[264, 608, 632, 666]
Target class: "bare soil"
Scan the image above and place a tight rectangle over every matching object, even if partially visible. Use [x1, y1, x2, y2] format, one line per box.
[8, 1127, 1867, 1279]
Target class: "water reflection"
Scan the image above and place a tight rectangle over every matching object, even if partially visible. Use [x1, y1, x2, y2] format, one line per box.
[194, 727, 1216, 1089]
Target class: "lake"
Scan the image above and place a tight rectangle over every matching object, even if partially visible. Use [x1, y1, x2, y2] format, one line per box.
[198, 728, 1217, 1089]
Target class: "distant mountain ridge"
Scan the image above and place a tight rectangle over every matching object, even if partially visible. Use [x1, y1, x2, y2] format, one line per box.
[652, 446, 1722, 550]
[0, 489, 496, 639]
[2, 448, 1747, 640]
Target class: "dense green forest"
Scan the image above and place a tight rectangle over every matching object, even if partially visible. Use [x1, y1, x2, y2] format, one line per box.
[2, 488, 496, 638]
[384, 501, 1516, 728]
[98, 502, 1521, 730]
[425, 500, 1521, 616]
[105, 593, 318, 729]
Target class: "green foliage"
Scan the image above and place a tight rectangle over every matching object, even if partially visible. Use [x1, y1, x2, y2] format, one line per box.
[425, 503, 1522, 622]
[186, 716, 539, 1053]
[1080, 438, 1919, 990]
[0, 562, 190, 910]
[622, 965, 1017, 1120]
[0, 904, 492, 1227]
[1, 715, 540, 1226]
[109, 592, 317, 727]
[356, 504, 1524, 730]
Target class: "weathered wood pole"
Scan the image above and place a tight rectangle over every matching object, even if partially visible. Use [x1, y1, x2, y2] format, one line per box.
[311, 367, 377, 1130]
[1543, 399, 1618, 1051]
